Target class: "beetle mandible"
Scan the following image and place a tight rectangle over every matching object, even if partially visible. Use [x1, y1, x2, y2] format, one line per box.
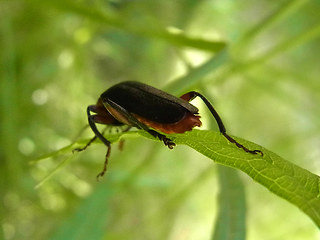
[76, 81, 263, 179]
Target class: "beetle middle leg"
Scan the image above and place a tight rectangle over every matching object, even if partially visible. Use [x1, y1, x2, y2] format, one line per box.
[104, 99, 176, 150]
[148, 130, 176, 149]
[180, 91, 263, 156]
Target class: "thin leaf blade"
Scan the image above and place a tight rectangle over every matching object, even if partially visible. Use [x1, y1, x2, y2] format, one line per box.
[167, 130, 320, 227]
[212, 166, 246, 240]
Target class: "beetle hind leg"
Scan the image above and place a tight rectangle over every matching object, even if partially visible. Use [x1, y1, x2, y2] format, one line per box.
[180, 91, 263, 156]
[222, 132, 263, 156]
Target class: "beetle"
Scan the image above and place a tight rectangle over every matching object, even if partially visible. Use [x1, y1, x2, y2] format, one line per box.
[76, 81, 263, 178]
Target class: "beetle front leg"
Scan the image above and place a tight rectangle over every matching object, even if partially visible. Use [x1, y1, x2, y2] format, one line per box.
[86, 106, 112, 147]
[73, 135, 97, 153]
[86, 105, 113, 178]
[96, 145, 111, 180]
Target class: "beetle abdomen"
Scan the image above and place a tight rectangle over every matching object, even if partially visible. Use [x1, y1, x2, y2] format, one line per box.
[133, 112, 202, 134]
[101, 81, 199, 124]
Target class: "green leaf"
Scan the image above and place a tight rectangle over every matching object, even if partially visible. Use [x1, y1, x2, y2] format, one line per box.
[212, 166, 246, 240]
[234, 0, 308, 53]
[32, 0, 226, 52]
[139, 129, 320, 227]
[35, 129, 320, 227]
[49, 185, 113, 240]
[164, 48, 230, 94]
[31, 132, 138, 187]
[31, 132, 133, 163]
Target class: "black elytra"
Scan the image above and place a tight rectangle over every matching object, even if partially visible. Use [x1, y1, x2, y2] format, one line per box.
[103, 81, 199, 124]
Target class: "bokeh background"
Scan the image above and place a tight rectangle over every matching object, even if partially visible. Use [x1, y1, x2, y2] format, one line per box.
[1, 0, 320, 239]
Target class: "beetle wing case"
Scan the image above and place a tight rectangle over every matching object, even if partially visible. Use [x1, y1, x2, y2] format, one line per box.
[100, 81, 199, 124]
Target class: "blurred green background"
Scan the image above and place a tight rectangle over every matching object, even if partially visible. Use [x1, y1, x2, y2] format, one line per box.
[1, 0, 320, 239]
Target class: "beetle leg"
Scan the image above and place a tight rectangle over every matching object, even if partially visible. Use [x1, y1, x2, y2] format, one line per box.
[103, 99, 176, 149]
[73, 135, 97, 153]
[117, 126, 132, 150]
[96, 145, 111, 180]
[148, 129, 176, 149]
[180, 92, 263, 156]
[221, 133, 263, 155]
[86, 105, 112, 178]
[73, 125, 112, 153]
[87, 105, 112, 148]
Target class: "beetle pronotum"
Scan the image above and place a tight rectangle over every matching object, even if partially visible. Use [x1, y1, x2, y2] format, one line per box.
[75, 81, 262, 178]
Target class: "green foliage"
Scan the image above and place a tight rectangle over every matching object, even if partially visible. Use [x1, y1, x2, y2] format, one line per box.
[212, 166, 246, 240]
[172, 130, 320, 227]
[36, 129, 320, 227]
[1, 0, 320, 239]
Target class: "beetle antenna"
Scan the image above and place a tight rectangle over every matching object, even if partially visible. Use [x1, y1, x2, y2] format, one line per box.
[188, 91, 263, 156]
